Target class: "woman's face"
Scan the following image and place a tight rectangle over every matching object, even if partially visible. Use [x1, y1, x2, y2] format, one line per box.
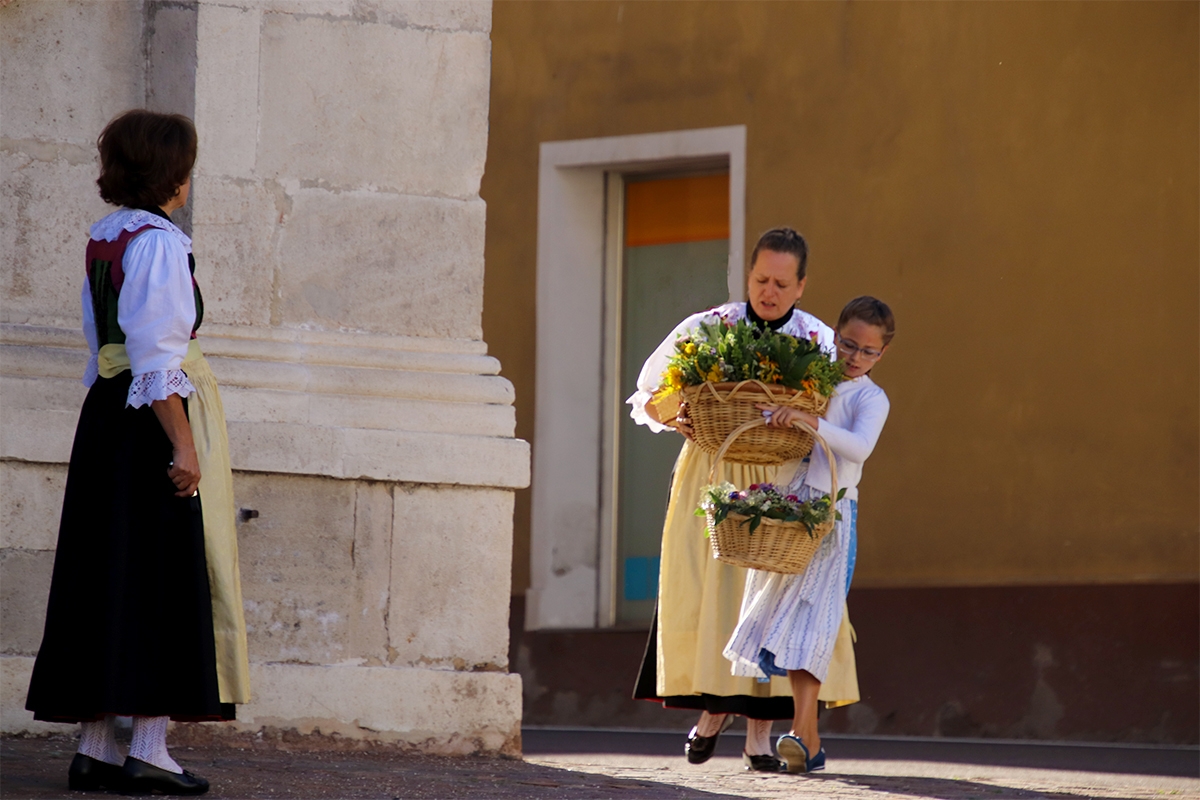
[747, 249, 806, 321]
[163, 175, 191, 214]
[835, 318, 888, 379]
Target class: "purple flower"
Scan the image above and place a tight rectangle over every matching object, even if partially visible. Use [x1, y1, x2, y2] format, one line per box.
[729, 491, 740, 500]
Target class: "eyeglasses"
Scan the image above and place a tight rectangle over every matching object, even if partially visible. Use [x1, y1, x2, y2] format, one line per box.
[835, 336, 883, 360]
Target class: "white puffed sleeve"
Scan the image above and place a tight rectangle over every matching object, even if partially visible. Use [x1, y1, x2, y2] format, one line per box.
[626, 308, 722, 433]
[117, 229, 196, 408]
[81, 278, 99, 387]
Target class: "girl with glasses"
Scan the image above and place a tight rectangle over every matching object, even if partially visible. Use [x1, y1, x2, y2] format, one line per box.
[724, 295, 895, 774]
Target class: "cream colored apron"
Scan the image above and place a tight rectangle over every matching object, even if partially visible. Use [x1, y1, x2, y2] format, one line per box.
[657, 439, 859, 708]
[98, 340, 251, 704]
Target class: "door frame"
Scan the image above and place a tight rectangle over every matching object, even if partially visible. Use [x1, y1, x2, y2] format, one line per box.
[528, 126, 747, 630]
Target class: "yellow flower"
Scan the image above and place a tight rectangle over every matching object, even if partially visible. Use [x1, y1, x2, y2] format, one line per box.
[683, 342, 697, 356]
[704, 365, 724, 383]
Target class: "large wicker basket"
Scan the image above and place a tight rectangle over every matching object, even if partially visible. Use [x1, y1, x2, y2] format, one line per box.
[681, 381, 828, 466]
[706, 418, 839, 574]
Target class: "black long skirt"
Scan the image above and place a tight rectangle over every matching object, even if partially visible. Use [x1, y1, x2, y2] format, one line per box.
[25, 372, 234, 723]
[632, 606, 796, 721]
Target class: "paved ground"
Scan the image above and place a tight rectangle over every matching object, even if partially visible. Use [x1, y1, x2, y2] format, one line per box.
[2, 728, 1196, 799]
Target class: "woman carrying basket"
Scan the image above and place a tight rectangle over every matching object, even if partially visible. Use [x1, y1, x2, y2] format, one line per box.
[724, 296, 895, 774]
[629, 228, 858, 770]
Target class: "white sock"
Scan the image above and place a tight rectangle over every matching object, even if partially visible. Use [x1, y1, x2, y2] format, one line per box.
[78, 715, 123, 766]
[129, 716, 182, 774]
[745, 718, 774, 756]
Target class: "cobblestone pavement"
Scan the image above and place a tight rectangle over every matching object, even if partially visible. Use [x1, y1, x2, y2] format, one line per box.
[3, 731, 1197, 799]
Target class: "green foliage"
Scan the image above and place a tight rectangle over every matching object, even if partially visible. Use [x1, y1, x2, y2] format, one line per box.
[696, 482, 837, 537]
[659, 317, 843, 399]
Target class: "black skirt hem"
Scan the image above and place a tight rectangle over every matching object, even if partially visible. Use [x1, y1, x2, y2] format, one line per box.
[632, 606, 795, 721]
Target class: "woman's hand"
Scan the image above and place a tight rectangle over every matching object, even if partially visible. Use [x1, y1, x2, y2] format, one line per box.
[151, 393, 201, 497]
[756, 403, 819, 432]
[673, 401, 695, 441]
[168, 446, 201, 497]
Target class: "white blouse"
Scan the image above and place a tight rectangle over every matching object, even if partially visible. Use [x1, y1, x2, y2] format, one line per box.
[627, 302, 836, 433]
[81, 209, 197, 408]
[802, 374, 890, 502]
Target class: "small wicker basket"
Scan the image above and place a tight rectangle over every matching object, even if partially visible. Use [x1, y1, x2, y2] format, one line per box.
[705, 418, 840, 575]
[681, 381, 828, 466]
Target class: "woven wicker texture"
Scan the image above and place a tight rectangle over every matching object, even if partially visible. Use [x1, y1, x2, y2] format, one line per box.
[682, 381, 829, 466]
[706, 418, 839, 574]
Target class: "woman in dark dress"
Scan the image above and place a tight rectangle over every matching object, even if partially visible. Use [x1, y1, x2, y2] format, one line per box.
[25, 110, 241, 796]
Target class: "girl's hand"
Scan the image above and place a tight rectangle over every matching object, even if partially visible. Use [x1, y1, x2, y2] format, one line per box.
[756, 403, 819, 431]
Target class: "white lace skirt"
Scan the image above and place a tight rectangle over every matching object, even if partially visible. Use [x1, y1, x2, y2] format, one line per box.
[723, 485, 856, 683]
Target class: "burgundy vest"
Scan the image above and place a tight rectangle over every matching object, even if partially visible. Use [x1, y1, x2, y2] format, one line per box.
[85, 225, 203, 348]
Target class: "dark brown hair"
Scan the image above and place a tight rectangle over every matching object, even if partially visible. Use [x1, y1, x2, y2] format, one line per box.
[96, 110, 197, 209]
[750, 227, 809, 280]
[837, 296, 896, 345]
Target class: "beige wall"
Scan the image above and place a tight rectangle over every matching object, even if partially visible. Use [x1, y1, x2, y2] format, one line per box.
[483, 0, 1199, 593]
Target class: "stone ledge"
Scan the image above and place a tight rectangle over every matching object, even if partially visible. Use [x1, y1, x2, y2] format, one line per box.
[0, 404, 529, 489]
[0, 323, 529, 488]
[1, 657, 522, 755]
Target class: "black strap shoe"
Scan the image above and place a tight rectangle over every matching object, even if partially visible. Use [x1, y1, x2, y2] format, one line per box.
[121, 757, 210, 796]
[68, 753, 127, 791]
[742, 751, 784, 772]
[684, 715, 734, 764]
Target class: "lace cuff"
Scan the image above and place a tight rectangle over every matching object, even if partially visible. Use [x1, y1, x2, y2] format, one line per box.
[126, 368, 195, 408]
[82, 354, 99, 388]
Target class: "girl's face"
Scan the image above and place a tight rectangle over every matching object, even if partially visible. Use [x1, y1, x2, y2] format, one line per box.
[835, 318, 888, 379]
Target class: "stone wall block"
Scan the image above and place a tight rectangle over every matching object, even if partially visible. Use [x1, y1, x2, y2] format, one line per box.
[0, 462, 66, 552]
[235, 473, 359, 664]
[355, 0, 492, 33]
[349, 482, 393, 663]
[1, 153, 110, 327]
[230, 663, 521, 754]
[145, 1, 198, 118]
[257, 15, 490, 198]
[192, 177, 278, 326]
[1, 657, 72, 735]
[278, 193, 485, 339]
[0, 0, 145, 144]
[195, 3, 261, 178]
[258, 0, 355, 14]
[0, 550, 54, 656]
[388, 486, 513, 669]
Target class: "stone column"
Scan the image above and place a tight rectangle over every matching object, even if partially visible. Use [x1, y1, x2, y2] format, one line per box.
[1, 0, 526, 754]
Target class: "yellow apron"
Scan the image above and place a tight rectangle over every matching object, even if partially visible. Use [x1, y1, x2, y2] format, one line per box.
[657, 439, 859, 708]
[98, 341, 251, 704]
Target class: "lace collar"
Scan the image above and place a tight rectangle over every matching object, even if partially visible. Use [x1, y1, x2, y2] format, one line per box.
[89, 208, 192, 252]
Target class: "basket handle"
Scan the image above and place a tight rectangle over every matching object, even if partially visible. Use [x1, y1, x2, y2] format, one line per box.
[707, 417, 839, 511]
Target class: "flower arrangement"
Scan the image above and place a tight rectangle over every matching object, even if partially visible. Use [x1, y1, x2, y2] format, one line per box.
[656, 317, 843, 404]
[697, 481, 845, 536]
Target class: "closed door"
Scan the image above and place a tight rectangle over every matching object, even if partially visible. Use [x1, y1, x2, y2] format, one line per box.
[616, 173, 730, 625]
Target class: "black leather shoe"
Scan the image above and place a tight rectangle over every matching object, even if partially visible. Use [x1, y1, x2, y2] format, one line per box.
[68, 753, 126, 791]
[742, 751, 784, 772]
[121, 757, 209, 796]
[684, 715, 734, 764]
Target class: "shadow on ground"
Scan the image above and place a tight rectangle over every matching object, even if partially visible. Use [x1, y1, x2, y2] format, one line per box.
[523, 728, 1200, 778]
[1, 736, 745, 800]
[810, 773, 1150, 800]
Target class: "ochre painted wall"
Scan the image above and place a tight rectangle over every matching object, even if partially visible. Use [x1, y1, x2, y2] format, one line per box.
[482, 1, 1199, 593]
